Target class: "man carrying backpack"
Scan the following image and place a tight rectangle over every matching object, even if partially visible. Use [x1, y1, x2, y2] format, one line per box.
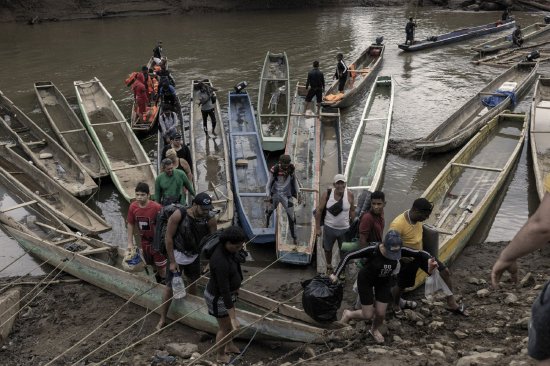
[157, 192, 217, 330]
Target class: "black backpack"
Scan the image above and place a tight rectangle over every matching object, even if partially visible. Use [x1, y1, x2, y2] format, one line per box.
[200, 231, 222, 259]
[152, 204, 185, 255]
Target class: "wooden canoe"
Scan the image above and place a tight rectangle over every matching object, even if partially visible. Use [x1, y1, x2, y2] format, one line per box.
[257, 51, 291, 151]
[322, 42, 385, 108]
[530, 77, 550, 201]
[472, 22, 550, 54]
[74, 77, 156, 202]
[190, 80, 234, 229]
[416, 62, 538, 153]
[473, 40, 550, 68]
[398, 19, 516, 52]
[344, 75, 394, 193]
[0, 207, 342, 344]
[0, 91, 97, 197]
[319, 106, 344, 190]
[33, 81, 108, 179]
[413, 112, 527, 289]
[0, 288, 19, 345]
[0, 144, 110, 235]
[276, 83, 319, 265]
[228, 90, 275, 244]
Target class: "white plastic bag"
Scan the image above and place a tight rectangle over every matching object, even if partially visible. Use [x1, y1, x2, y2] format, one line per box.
[425, 269, 453, 300]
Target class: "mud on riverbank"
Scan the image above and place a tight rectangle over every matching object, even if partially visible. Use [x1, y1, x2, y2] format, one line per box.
[1, 239, 548, 365]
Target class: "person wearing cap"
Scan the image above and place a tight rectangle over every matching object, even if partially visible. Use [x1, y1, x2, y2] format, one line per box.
[315, 174, 355, 276]
[158, 104, 177, 144]
[153, 40, 163, 65]
[389, 198, 467, 317]
[154, 158, 195, 207]
[265, 154, 299, 243]
[157, 191, 217, 330]
[162, 131, 192, 173]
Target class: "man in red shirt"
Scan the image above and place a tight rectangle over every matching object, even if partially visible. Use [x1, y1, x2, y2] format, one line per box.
[358, 191, 386, 248]
[127, 182, 166, 282]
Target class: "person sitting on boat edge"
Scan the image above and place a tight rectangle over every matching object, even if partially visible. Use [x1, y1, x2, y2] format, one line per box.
[204, 226, 247, 364]
[196, 81, 218, 134]
[154, 158, 195, 207]
[161, 132, 193, 176]
[405, 17, 416, 45]
[512, 25, 524, 47]
[333, 53, 349, 93]
[305, 60, 325, 116]
[158, 192, 218, 331]
[389, 198, 468, 317]
[126, 182, 166, 283]
[491, 173, 550, 364]
[316, 174, 356, 277]
[265, 154, 299, 243]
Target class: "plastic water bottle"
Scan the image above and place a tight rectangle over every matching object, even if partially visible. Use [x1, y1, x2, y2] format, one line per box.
[172, 272, 186, 299]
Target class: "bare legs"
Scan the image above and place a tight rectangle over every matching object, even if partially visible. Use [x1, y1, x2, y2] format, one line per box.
[341, 302, 388, 343]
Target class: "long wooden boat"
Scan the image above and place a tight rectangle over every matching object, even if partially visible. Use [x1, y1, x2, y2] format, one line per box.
[473, 41, 550, 68]
[0, 206, 342, 343]
[190, 80, 234, 228]
[398, 19, 516, 52]
[276, 83, 319, 265]
[472, 22, 550, 54]
[530, 77, 550, 201]
[34, 81, 108, 179]
[319, 106, 344, 190]
[412, 112, 527, 289]
[257, 51, 290, 151]
[74, 77, 156, 202]
[0, 144, 110, 235]
[322, 42, 385, 108]
[228, 90, 275, 244]
[0, 91, 97, 197]
[415, 62, 537, 153]
[344, 75, 394, 193]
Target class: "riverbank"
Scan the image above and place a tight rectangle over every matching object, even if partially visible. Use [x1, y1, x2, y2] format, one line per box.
[1, 239, 547, 365]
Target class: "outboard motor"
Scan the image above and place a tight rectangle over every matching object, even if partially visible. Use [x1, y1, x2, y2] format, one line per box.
[525, 50, 541, 62]
[375, 36, 384, 45]
[234, 81, 248, 93]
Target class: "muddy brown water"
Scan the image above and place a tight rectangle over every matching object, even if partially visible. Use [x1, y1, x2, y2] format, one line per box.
[0, 8, 546, 276]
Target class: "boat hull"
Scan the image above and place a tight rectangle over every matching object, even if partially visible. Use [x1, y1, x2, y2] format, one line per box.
[530, 76, 550, 201]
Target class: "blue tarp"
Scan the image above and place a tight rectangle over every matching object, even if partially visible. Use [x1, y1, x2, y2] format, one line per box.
[481, 90, 517, 108]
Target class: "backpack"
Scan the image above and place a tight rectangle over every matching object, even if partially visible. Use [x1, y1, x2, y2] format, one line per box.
[200, 230, 222, 259]
[152, 204, 185, 255]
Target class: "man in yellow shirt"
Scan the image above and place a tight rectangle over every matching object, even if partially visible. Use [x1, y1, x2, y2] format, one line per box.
[389, 198, 467, 317]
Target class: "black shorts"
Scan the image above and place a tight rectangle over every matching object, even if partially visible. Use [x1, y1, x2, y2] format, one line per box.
[397, 252, 446, 289]
[204, 288, 238, 318]
[305, 87, 322, 103]
[529, 280, 550, 360]
[165, 254, 201, 288]
[357, 268, 393, 305]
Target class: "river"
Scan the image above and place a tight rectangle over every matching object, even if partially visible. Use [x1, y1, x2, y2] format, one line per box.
[0, 7, 546, 276]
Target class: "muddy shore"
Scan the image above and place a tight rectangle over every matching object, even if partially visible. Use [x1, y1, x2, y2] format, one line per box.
[1, 239, 548, 365]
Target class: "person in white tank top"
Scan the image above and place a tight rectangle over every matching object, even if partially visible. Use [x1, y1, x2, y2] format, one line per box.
[315, 174, 356, 275]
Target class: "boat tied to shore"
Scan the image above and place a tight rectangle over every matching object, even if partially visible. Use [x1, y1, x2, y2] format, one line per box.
[472, 21, 550, 54]
[529, 76, 550, 201]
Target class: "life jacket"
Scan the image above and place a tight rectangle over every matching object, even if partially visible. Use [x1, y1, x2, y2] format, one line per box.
[125, 72, 139, 87]
[173, 209, 211, 255]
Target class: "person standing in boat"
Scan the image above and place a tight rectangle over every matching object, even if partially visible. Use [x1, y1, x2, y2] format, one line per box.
[315, 174, 356, 277]
[333, 53, 349, 93]
[157, 78, 178, 110]
[491, 173, 550, 364]
[161, 132, 193, 174]
[405, 17, 416, 45]
[132, 72, 148, 122]
[155, 158, 195, 206]
[501, 7, 511, 22]
[389, 198, 468, 317]
[512, 25, 524, 47]
[153, 40, 163, 65]
[305, 60, 325, 116]
[265, 154, 299, 243]
[165, 148, 193, 184]
[159, 105, 177, 144]
[196, 81, 218, 134]
[158, 192, 218, 331]
[126, 182, 167, 283]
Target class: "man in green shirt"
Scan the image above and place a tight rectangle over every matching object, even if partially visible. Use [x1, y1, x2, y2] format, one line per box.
[155, 158, 195, 206]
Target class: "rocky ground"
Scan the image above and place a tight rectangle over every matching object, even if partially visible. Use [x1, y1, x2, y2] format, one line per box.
[0, 239, 548, 365]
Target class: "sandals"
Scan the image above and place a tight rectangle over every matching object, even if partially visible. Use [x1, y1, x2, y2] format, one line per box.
[446, 303, 469, 317]
[369, 328, 385, 344]
[393, 307, 405, 319]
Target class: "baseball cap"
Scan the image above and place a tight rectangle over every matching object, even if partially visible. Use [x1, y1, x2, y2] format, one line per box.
[193, 192, 213, 210]
[279, 154, 291, 164]
[383, 230, 402, 261]
[333, 174, 347, 183]
[170, 131, 182, 140]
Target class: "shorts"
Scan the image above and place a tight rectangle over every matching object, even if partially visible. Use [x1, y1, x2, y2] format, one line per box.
[397, 252, 446, 289]
[305, 88, 322, 103]
[529, 280, 550, 361]
[204, 288, 238, 318]
[322, 225, 348, 252]
[357, 268, 393, 305]
[165, 255, 200, 288]
[141, 240, 167, 269]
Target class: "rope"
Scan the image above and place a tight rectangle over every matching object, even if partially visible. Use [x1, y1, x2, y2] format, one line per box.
[289, 338, 359, 366]
[0, 248, 31, 274]
[0, 258, 48, 293]
[227, 327, 259, 365]
[44, 283, 159, 366]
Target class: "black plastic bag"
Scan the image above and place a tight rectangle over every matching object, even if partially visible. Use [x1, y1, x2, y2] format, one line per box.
[302, 275, 343, 322]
